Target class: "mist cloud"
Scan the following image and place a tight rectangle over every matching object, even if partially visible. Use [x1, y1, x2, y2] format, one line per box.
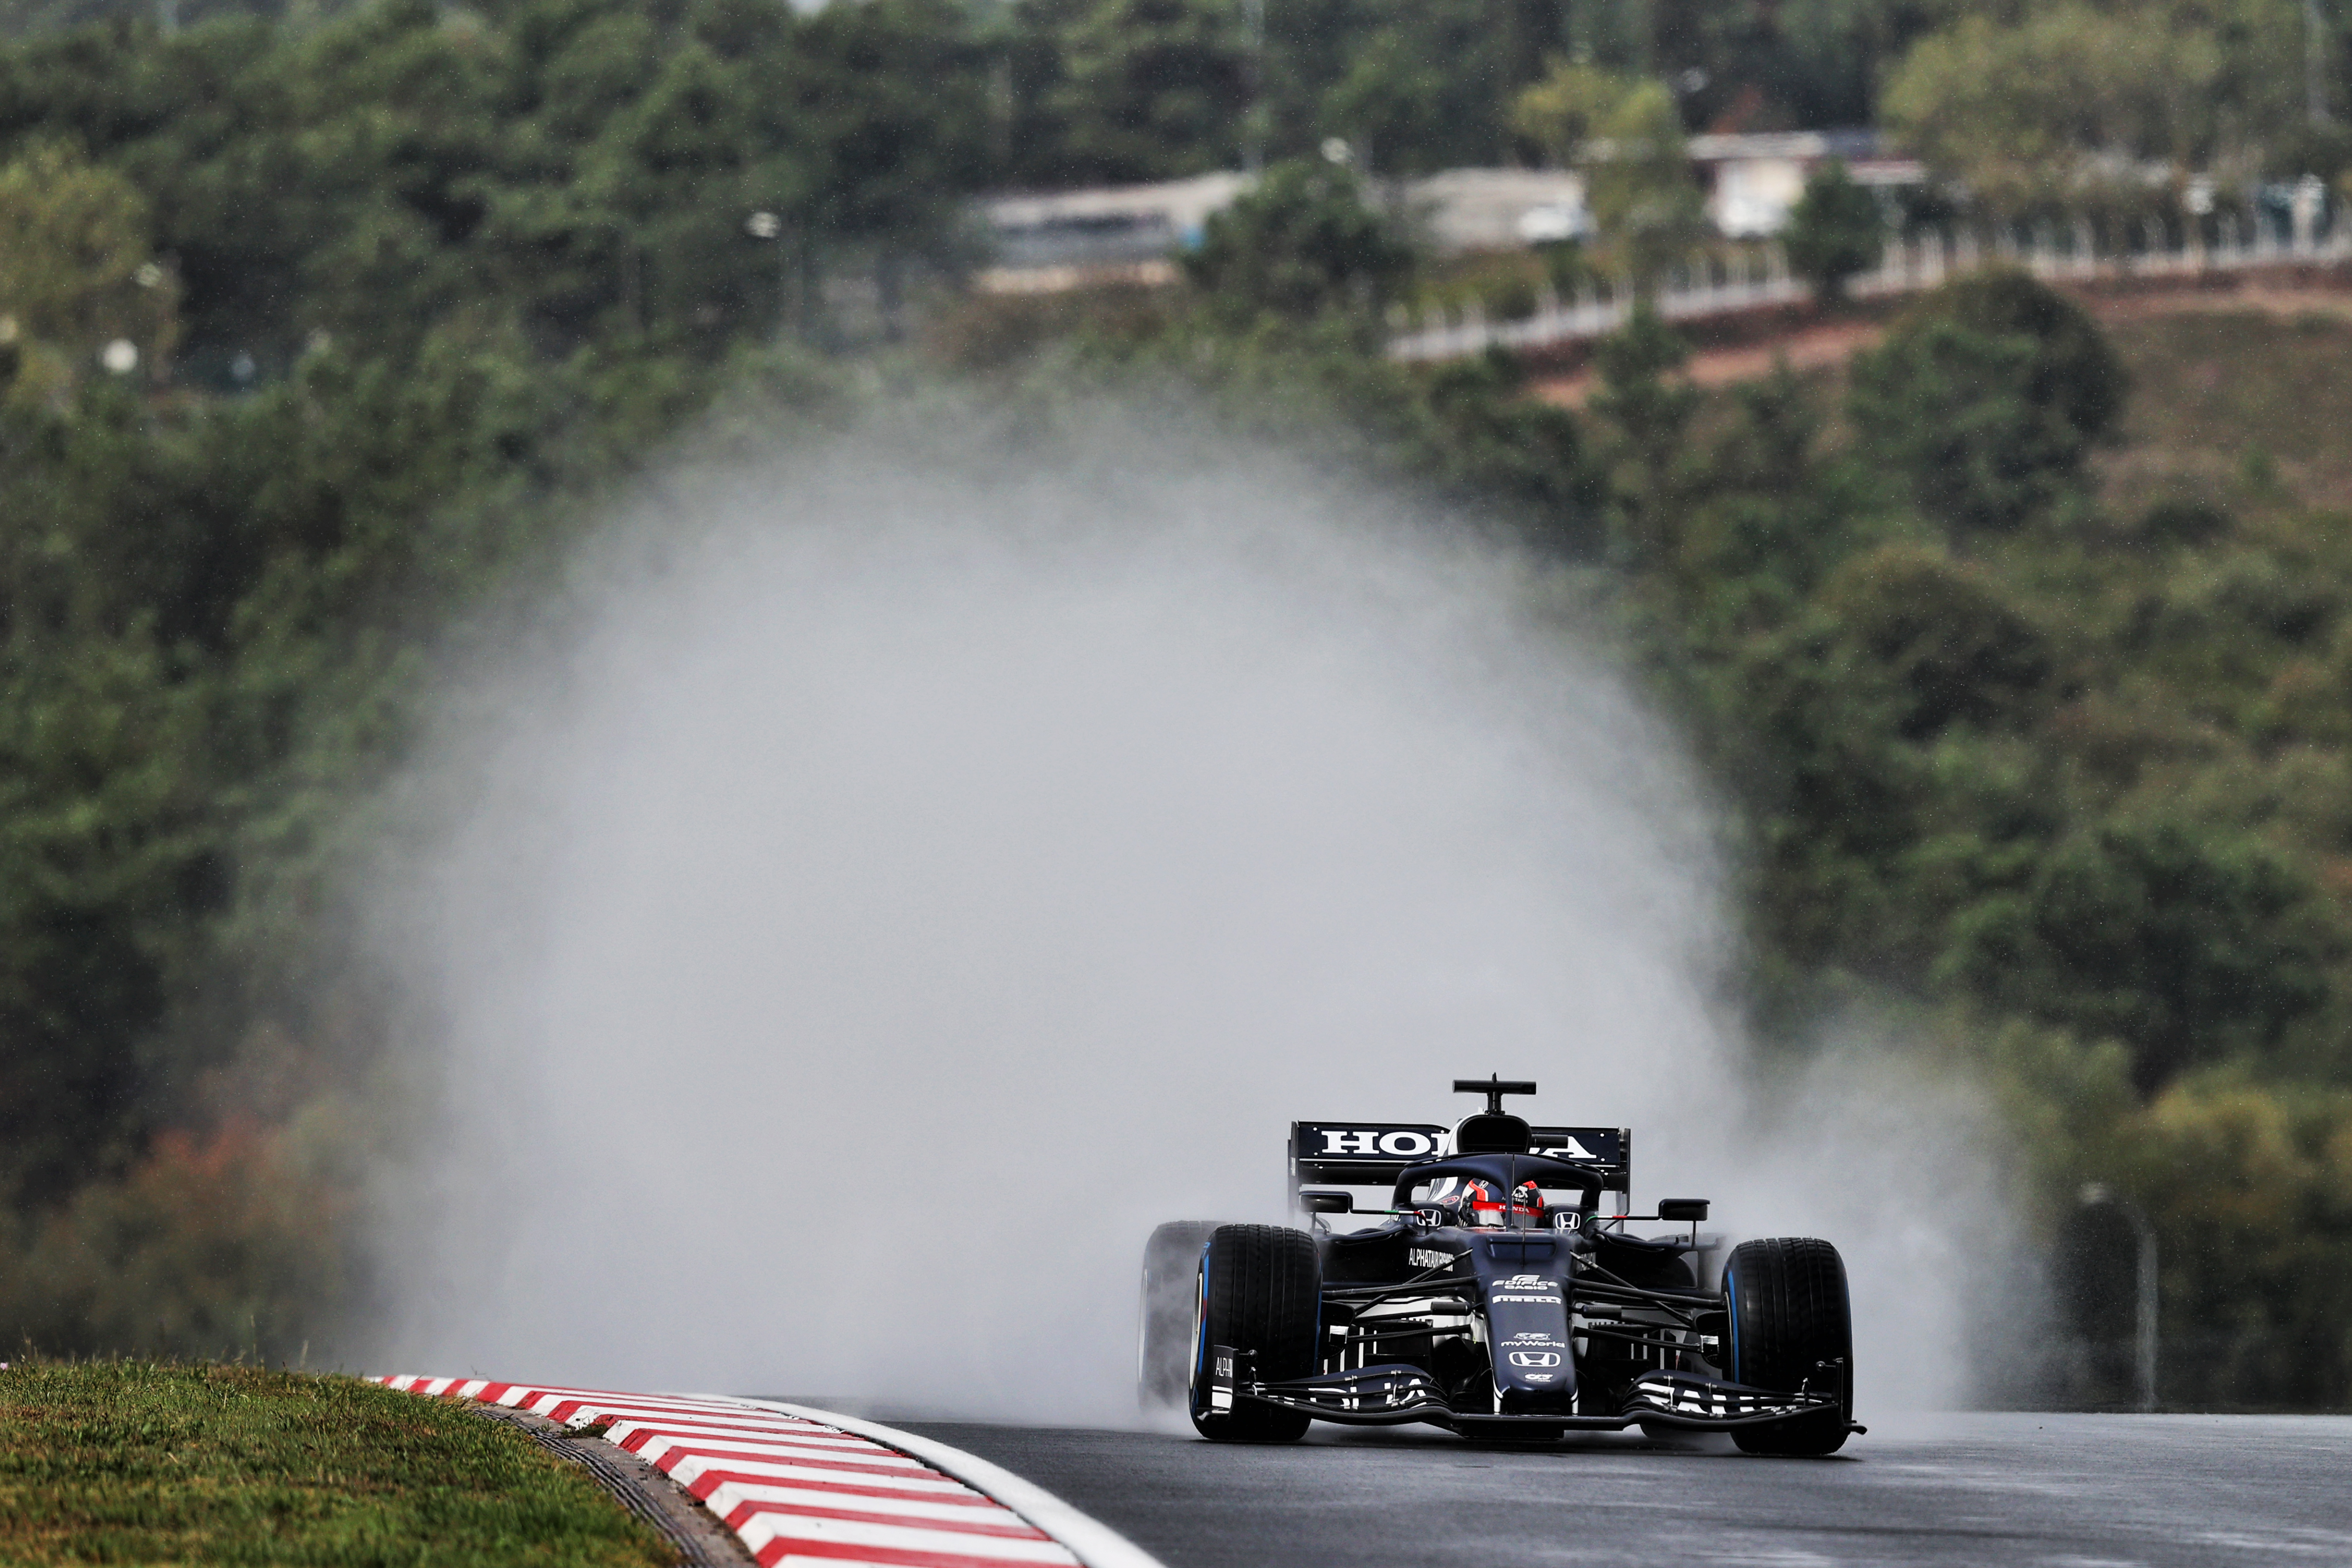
[364, 404, 1998, 1425]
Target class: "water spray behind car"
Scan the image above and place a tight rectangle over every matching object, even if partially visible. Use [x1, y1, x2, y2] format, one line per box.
[361, 401, 2012, 1427]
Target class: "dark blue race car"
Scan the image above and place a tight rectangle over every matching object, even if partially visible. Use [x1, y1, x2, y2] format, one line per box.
[1138, 1077, 1861, 1455]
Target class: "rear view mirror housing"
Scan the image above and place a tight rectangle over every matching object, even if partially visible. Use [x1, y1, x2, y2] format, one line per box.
[1658, 1198, 1710, 1222]
[1300, 1190, 1354, 1214]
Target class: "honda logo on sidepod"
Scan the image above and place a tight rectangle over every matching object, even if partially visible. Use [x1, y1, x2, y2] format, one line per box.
[1508, 1351, 1562, 1368]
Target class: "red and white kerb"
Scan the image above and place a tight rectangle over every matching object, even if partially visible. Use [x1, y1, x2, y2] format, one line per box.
[375, 1377, 1082, 1568]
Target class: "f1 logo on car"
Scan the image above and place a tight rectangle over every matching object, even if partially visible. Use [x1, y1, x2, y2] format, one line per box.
[1508, 1351, 1562, 1367]
[1493, 1272, 1563, 1304]
[1317, 1129, 1439, 1157]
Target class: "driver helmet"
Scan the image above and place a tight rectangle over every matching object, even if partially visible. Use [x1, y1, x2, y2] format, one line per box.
[1454, 1179, 1547, 1227]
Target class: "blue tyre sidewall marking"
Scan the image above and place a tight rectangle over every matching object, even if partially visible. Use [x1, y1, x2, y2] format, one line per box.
[1190, 1243, 1212, 1418]
[1725, 1266, 1742, 1384]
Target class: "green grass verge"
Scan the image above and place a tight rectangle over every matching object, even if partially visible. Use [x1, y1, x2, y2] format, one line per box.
[0, 1361, 676, 1567]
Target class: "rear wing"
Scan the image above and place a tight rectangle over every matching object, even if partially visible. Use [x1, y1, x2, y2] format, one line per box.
[1289, 1121, 1632, 1209]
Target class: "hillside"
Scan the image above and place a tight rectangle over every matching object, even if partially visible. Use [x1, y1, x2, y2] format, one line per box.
[0, 0, 2348, 1412]
[1561, 279, 2352, 1409]
[965, 259, 2352, 1406]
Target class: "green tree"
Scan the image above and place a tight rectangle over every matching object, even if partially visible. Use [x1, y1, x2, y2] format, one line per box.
[1345, 0, 1562, 168]
[1781, 157, 1882, 305]
[1813, 543, 2054, 740]
[1418, 347, 1605, 557]
[1849, 270, 2126, 537]
[0, 0, 995, 362]
[1322, 23, 1449, 177]
[0, 141, 176, 378]
[1514, 63, 1709, 288]
[1945, 823, 2340, 1091]
[0, 0, 873, 1330]
[1511, 58, 1641, 165]
[1004, 0, 1565, 185]
[273, 0, 505, 355]
[790, 0, 994, 247]
[1882, 6, 2225, 214]
[1672, 362, 1876, 631]
[1588, 303, 1699, 568]
[1182, 157, 1412, 320]
[1851, 322, 2067, 536]
[1017, 0, 1251, 184]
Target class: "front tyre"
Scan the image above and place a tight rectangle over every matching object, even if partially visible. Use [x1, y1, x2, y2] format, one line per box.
[1188, 1224, 1318, 1443]
[1724, 1237, 1854, 1456]
[1138, 1221, 1222, 1410]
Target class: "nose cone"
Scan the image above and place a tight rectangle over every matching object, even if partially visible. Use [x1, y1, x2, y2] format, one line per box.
[1476, 1235, 1574, 1411]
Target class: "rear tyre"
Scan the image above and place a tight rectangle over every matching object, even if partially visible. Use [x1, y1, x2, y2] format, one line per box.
[1723, 1237, 1853, 1456]
[1138, 1221, 1222, 1410]
[1188, 1224, 1319, 1442]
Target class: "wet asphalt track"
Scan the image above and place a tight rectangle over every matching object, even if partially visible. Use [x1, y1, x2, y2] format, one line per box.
[892, 1413, 2352, 1567]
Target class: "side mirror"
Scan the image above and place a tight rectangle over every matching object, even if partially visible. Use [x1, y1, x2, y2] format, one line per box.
[1658, 1198, 1710, 1222]
[1300, 1190, 1354, 1214]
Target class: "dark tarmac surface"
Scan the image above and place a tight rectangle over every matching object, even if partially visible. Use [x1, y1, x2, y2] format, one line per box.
[895, 1413, 2352, 1567]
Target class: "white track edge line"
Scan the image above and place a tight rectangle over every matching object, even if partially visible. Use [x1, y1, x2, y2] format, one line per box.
[709, 1398, 1166, 1568]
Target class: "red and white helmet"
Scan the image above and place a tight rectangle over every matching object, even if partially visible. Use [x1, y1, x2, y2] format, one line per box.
[1451, 1179, 1547, 1227]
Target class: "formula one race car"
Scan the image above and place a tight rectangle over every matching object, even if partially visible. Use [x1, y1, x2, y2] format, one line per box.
[1138, 1078, 1860, 1455]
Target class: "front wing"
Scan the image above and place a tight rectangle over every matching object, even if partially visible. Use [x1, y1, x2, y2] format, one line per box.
[1205, 1350, 1859, 1435]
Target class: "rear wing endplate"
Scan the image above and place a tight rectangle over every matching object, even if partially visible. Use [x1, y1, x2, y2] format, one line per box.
[1289, 1121, 1632, 1205]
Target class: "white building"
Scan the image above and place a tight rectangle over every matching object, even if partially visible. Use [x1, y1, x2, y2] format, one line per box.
[973, 167, 1596, 289]
[970, 135, 1926, 290]
[1399, 167, 1592, 252]
[1685, 131, 1922, 237]
[974, 173, 1248, 292]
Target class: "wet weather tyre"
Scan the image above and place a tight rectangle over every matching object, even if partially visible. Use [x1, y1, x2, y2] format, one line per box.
[1724, 1237, 1853, 1456]
[1189, 1224, 1319, 1442]
[1138, 1222, 1222, 1409]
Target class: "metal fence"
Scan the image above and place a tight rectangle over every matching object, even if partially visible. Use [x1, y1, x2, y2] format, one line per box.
[1387, 205, 2352, 363]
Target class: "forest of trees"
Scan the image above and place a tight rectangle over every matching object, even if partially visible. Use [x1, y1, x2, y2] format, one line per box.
[9, 0, 2350, 187]
[3, 0, 2352, 1409]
